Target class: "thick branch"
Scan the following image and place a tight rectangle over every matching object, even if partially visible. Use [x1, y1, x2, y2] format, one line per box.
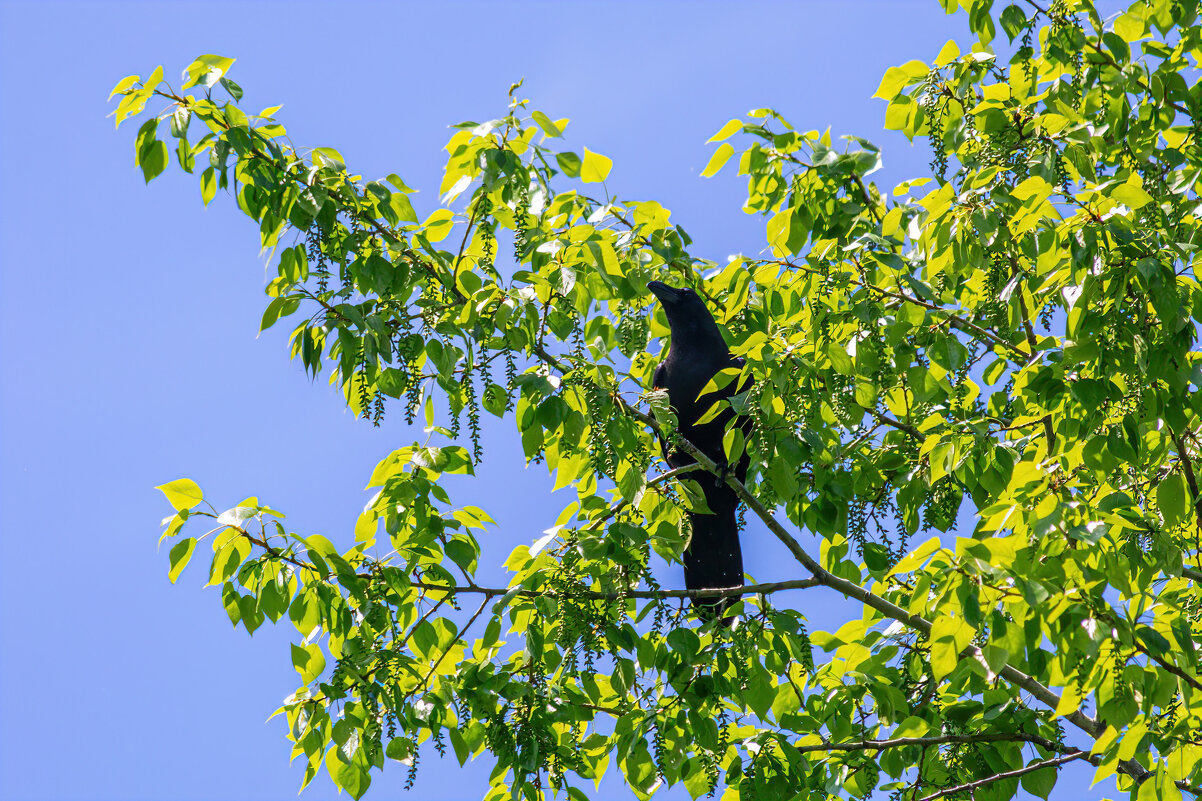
[1172, 430, 1202, 533]
[407, 577, 821, 601]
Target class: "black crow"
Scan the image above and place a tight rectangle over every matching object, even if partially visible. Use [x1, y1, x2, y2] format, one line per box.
[647, 280, 750, 622]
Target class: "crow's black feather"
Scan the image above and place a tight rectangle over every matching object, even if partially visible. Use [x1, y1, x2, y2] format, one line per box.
[647, 281, 750, 623]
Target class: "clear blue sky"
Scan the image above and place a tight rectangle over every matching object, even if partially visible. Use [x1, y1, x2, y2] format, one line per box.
[0, 2, 1112, 800]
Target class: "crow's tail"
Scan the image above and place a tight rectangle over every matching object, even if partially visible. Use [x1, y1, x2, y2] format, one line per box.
[683, 502, 744, 625]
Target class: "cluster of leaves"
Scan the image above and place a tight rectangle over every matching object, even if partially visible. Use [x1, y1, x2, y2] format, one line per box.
[121, 0, 1202, 798]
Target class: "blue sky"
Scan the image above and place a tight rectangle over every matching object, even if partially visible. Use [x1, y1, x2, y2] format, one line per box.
[0, 2, 1112, 800]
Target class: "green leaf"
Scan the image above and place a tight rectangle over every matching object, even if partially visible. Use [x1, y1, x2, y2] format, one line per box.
[1012, 175, 1054, 204]
[682, 756, 711, 799]
[481, 383, 508, 417]
[677, 479, 713, 514]
[312, 147, 345, 171]
[167, 537, 196, 583]
[220, 582, 241, 626]
[170, 107, 191, 138]
[700, 142, 734, 178]
[326, 744, 371, 799]
[1019, 760, 1057, 793]
[200, 166, 217, 205]
[138, 139, 168, 183]
[220, 76, 243, 101]
[156, 478, 204, 511]
[934, 39, 960, 66]
[413, 446, 474, 475]
[385, 173, 415, 193]
[1000, 4, 1028, 41]
[723, 427, 745, 464]
[1157, 472, 1190, 527]
[532, 110, 563, 137]
[556, 151, 581, 178]
[873, 62, 926, 99]
[175, 136, 194, 173]
[389, 192, 418, 224]
[289, 592, 321, 636]
[260, 296, 300, 332]
[386, 737, 413, 762]
[580, 147, 612, 183]
[292, 642, 326, 683]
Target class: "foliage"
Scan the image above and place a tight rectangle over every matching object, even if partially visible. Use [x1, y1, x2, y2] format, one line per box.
[117, 1, 1202, 798]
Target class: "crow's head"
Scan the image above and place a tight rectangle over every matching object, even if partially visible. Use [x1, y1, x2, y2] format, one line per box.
[647, 280, 713, 328]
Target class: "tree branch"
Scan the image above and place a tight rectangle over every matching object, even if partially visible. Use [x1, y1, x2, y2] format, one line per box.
[795, 731, 1078, 756]
[1013, 276, 1057, 454]
[404, 596, 491, 702]
[867, 408, 923, 441]
[582, 463, 703, 532]
[1171, 430, 1202, 534]
[916, 751, 1088, 801]
[406, 577, 821, 601]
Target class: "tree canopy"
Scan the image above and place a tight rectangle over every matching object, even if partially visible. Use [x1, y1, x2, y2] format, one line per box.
[114, 0, 1202, 798]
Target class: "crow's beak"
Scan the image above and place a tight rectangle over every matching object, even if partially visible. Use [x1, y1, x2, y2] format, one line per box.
[647, 281, 681, 305]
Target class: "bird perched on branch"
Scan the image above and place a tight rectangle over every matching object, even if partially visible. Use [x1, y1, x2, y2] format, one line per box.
[647, 280, 750, 623]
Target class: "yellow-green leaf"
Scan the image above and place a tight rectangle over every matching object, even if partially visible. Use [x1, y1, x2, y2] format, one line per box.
[934, 39, 960, 66]
[422, 208, 455, 242]
[580, 147, 612, 183]
[200, 167, 217, 206]
[181, 54, 235, 90]
[929, 615, 973, 680]
[1111, 174, 1153, 210]
[701, 143, 734, 178]
[707, 119, 744, 143]
[874, 66, 911, 100]
[1012, 175, 1054, 204]
[873, 61, 926, 100]
[168, 537, 196, 583]
[156, 478, 204, 511]
[108, 74, 140, 100]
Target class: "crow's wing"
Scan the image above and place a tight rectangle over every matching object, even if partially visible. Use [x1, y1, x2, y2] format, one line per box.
[652, 361, 667, 389]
